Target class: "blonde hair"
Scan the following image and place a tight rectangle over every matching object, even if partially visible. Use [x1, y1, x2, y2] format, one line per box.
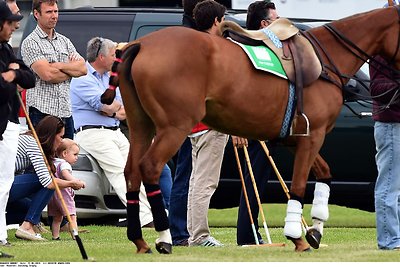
[56, 138, 79, 158]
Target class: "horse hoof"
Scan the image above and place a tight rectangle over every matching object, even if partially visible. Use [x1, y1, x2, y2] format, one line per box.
[155, 241, 172, 254]
[287, 236, 311, 252]
[305, 228, 322, 249]
[137, 248, 152, 254]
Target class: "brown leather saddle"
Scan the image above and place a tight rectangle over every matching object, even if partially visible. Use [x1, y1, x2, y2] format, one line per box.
[220, 19, 322, 87]
[220, 19, 323, 136]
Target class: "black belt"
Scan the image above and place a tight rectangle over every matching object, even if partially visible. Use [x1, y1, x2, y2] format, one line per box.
[76, 125, 119, 133]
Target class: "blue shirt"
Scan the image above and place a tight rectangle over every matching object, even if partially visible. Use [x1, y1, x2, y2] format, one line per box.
[70, 62, 123, 130]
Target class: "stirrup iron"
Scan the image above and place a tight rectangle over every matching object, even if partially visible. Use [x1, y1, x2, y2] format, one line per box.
[290, 113, 310, 137]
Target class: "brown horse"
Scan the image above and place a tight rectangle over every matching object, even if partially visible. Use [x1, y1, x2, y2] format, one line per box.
[101, 6, 400, 253]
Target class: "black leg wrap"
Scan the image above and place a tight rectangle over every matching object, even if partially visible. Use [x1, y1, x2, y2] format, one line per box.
[143, 183, 169, 231]
[126, 191, 142, 241]
[317, 178, 332, 187]
[289, 192, 304, 208]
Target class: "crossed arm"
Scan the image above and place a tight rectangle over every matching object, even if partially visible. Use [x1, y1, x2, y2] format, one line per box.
[31, 54, 87, 83]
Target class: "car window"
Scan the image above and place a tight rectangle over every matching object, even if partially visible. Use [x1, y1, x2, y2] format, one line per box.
[135, 25, 168, 39]
[56, 14, 134, 59]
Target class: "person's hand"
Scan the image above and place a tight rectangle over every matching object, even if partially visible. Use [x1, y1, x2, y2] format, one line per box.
[231, 136, 248, 148]
[8, 62, 20, 70]
[69, 53, 81, 62]
[1, 70, 16, 83]
[72, 180, 86, 190]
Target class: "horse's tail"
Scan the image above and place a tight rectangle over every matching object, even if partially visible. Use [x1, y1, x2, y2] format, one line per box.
[100, 42, 141, 104]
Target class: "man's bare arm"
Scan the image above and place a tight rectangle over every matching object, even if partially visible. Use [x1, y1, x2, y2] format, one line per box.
[56, 55, 87, 77]
[31, 59, 70, 83]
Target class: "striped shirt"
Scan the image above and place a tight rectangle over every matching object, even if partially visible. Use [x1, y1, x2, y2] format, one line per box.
[21, 25, 83, 118]
[15, 134, 52, 188]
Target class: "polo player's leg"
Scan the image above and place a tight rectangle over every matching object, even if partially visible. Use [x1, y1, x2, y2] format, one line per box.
[140, 127, 188, 254]
[307, 154, 332, 248]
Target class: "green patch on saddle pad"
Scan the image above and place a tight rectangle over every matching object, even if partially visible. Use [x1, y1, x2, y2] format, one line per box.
[232, 40, 287, 79]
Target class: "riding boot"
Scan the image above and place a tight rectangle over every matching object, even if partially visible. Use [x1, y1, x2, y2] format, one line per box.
[284, 199, 303, 239]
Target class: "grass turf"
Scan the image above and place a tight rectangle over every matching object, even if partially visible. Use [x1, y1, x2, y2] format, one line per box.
[2, 204, 394, 262]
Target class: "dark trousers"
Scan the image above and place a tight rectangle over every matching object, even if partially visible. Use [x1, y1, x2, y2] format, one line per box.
[6, 174, 54, 225]
[169, 137, 192, 244]
[29, 107, 75, 140]
[236, 140, 275, 245]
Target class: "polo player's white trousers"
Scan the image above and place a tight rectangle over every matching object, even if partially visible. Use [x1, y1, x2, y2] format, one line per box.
[0, 122, 19, 241]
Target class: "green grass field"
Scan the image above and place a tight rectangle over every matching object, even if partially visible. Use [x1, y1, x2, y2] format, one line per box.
[2, 204, 399, 262]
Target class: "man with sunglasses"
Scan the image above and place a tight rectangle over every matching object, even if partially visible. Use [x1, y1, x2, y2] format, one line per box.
[232, 0, 279, 246]
[20, 0, 86, 140]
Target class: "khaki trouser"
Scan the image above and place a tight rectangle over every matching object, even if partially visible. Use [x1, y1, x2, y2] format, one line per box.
[187, 130, 228, 245]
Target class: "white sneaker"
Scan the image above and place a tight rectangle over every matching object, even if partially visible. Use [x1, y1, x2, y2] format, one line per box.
[0, 239, 11, 247]
[197, 236, 224, 247]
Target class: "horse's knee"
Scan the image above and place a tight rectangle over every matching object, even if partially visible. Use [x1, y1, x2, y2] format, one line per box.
[311, 182, 330, 221]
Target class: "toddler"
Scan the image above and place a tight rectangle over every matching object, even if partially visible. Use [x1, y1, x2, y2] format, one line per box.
[47, 138, 85, 240]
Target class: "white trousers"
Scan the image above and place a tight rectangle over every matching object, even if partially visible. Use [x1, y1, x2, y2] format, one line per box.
[0, 121, 19, 240]
[75, 128, 153, 226]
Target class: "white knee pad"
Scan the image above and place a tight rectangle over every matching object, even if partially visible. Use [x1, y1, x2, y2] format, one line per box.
[311, 182, 330, 221]
[284, 199, 303, 239]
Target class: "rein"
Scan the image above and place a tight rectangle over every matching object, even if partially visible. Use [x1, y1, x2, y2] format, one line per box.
[304, 7, 400, 117]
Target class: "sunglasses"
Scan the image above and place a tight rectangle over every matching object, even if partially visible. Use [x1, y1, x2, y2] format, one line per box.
[95, 37, 104, 58]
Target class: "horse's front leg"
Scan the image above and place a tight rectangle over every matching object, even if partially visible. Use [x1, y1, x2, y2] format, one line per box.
[307, 153, 332, 249]
[284, 134, 324, 252]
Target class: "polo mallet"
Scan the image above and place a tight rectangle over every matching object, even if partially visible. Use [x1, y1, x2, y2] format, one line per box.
[233, 146, 259, 245]
[241, 146, 285, 247]
[257, 141, 309, 234]
[17, 92, 89, 260]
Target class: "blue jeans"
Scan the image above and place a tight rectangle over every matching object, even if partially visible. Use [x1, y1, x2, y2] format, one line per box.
[29, 107, 75, 140]
[237, 140, 275, 245]
[374, 122, 400, 249]
[6, 174, 54, 225]
[169, 137, 192, 245]
[159, 164, 172, 210]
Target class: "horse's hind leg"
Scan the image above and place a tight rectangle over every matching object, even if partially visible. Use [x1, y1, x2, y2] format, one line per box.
[139, 126, 189, 254]
[306, 154, 332, 248]
[125, 133, 153, 253]
[120, 75, 154, 254]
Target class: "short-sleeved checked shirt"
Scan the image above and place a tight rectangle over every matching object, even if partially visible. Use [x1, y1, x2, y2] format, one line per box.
[21, 25, 83, 118]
